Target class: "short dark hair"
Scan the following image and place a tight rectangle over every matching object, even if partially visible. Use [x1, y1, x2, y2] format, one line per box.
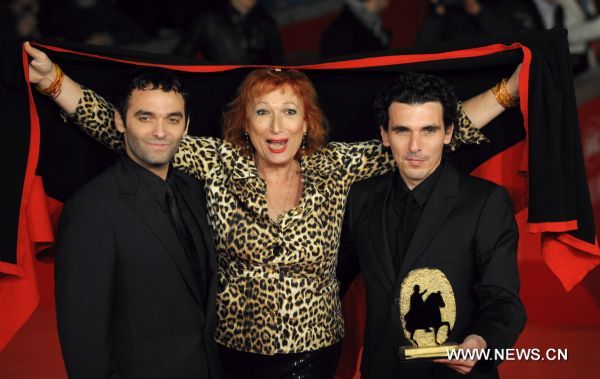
[119, 68, 189, 119]
[373, 72, 458, 131]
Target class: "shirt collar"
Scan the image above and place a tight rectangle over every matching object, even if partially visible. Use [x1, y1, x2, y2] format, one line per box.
[392, 159, 445, 208]
[122, 153, 172, 210]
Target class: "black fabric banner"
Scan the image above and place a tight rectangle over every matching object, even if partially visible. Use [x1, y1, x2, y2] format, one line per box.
[1, 29, 598, 353]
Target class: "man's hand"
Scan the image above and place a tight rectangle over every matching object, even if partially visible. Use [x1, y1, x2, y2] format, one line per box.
[24, 41, 56, 89]
[433, 334, 487, 374]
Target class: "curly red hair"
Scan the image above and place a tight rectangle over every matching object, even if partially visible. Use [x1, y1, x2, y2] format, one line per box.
[222, 69, 328, 158]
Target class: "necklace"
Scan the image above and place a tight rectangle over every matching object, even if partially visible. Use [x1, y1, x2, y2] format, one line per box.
[262, 161, 302, 222]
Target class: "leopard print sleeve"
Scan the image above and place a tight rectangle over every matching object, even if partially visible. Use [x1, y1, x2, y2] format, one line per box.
[67, 87, 124, 151]
[447, 101, 490, 151]
[172, 135, 222, 180]
[322, 140, 395, 185]
[67, 88, 223, 181]
[322, 101, 490, 185]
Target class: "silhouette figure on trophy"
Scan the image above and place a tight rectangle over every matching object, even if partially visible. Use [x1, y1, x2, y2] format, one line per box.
[404, 286, 451, 346]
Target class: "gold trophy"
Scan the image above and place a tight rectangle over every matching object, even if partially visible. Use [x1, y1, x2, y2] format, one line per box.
[398, 268, 459, 360]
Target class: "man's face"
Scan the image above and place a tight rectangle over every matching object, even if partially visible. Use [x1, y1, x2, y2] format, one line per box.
[380, 101, 453, 190]
[116, 88, 187, 176]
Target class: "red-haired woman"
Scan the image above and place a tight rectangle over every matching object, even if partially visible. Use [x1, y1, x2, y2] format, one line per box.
[25, 42, 519, 378]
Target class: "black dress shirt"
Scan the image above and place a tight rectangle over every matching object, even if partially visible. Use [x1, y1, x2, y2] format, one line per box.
[386, 160, 445, 271]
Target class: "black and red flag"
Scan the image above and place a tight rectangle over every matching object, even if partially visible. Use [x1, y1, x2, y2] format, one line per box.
[1, 29, 598, 376]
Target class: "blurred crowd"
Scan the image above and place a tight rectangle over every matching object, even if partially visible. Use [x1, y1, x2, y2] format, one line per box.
[2, 0, 600, 75]
[415, 0, 600, 75]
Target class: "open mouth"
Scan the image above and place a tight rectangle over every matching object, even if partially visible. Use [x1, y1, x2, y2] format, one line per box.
[267, 138, 288, 153]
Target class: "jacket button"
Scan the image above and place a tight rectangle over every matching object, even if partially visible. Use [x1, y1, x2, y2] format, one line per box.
[393, 298, 400, 306]
[273, 245, 283, 256]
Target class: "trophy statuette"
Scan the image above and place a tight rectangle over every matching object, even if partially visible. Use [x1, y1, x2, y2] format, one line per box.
[398, 268, 459, 360]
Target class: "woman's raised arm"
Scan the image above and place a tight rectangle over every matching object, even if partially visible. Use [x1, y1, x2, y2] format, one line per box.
[25, 42, 83, 115]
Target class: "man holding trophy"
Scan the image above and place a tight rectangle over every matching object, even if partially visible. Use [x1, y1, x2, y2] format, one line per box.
[342, 72, 526, 378]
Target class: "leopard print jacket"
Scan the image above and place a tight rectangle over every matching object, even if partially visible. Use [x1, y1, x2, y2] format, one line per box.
[68, 88, 489, 354]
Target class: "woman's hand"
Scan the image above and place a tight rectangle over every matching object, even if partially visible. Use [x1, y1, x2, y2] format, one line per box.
[23, 41, 83, 114]
[24, 41, 57, 90]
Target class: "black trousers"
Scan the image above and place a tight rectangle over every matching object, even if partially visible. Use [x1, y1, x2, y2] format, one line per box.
[218, 342, 342, 379]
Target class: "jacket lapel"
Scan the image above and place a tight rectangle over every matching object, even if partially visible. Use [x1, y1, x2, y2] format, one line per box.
[172, 173, 217, 274]
[366, 172, 396, 287]
[172, 172, 218, 328]
[398, 163, 460, 280]
[224, 151, 270, 221]
[286, 158, 336, 230]
[113, 157, 205, 307]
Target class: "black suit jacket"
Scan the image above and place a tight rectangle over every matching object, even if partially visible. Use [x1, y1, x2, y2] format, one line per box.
[342, 162, 526, 378]
[56, 156, 220, 378]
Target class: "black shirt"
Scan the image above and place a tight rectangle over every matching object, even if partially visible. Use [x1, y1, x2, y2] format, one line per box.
[386, 160, 445, 271]
[123, 154, 170, 210]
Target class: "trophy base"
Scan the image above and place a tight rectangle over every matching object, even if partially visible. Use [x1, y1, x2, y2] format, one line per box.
[399, 343, 459, 360]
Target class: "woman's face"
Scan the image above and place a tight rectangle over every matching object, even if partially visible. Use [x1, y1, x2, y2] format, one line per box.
[246, 85, 307, 168]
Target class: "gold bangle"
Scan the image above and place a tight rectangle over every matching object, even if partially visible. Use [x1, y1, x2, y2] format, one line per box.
[491, 78, 519, 109]
[35, 64, 64, 99]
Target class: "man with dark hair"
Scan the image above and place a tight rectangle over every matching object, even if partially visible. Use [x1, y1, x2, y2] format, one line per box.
[342, 72, 526, 378]
[117, 69, 190, 120]
[55, 68, 220, 378]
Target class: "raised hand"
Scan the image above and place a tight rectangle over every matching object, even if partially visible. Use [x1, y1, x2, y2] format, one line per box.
[23, 41, 83, 114]
[24, 41, 56, 90]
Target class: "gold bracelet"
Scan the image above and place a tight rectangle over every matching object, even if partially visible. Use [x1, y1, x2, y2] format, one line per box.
[35, 64, 64, 99]
[491, 78, 519, 109]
